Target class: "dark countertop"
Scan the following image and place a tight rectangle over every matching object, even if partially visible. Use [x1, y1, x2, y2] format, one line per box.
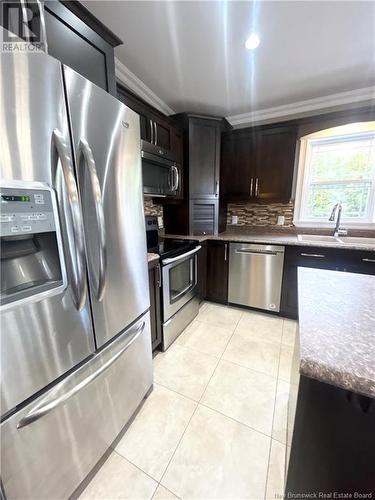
[297, 268, 375, 398]
[163, 230, 375, 251]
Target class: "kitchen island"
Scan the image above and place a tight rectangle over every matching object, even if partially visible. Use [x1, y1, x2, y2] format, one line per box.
[286, 268, 375, 496]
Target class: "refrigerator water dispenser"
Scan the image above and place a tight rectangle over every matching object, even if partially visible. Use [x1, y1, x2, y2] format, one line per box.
[0, 181, 67, 310]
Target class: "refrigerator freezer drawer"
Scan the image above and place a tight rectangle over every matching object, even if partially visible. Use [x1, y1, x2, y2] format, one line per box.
[1, 312, 153, 500]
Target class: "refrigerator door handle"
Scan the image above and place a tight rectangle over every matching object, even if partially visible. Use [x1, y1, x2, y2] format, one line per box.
[79, 138, 107, 302]
[20, 0, 30, 41]
[35, 0, 48, 53]
[17, 320, 146, 429]
[52, 129, 87, 311]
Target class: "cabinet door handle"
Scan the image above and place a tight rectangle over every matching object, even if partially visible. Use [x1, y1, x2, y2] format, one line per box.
[250, 178, 254, 197]
[362, 258, 375, 263]
[255, 177, 259, 197]
[215, 181, 219, 196]
[149, 119, 154, 144]
[224, 243, 228, 261]
[300, 253, 325, 258]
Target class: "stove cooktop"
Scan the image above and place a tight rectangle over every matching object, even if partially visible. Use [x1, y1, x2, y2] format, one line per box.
[149, 238, 199, 260]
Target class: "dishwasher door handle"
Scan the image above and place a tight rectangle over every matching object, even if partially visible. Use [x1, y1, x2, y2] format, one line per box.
[235, 249, 281, 256]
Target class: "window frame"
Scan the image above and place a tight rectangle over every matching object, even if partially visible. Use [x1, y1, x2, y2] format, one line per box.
[293, 123, 375, 229]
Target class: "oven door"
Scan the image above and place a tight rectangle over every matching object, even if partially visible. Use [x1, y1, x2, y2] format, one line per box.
[162, 246, 201, 321]
[142, 150, 179, 197]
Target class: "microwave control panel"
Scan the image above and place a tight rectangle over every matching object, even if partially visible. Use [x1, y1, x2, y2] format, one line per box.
[0, 186, 56, 237]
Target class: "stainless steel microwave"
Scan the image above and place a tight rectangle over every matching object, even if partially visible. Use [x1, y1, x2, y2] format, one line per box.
[141, 141, 180, 197]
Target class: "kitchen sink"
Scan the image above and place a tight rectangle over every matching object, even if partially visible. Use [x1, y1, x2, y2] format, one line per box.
[297, 234, 340, 243]
[297, 234, 375, 247]
[339, 236, 375, 246]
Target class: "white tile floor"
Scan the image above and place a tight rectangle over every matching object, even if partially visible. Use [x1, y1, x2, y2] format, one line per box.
[79, 302, 297, 500]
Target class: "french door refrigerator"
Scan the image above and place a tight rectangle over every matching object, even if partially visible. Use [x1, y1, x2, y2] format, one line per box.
[0, 51, 152, 499]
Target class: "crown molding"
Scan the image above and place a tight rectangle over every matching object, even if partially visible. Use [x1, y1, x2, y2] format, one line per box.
[115, 58, 175, 116]
[227, 87, 375, 128]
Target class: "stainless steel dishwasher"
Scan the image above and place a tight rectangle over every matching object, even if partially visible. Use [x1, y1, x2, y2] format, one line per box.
[228, 243, 285, 312]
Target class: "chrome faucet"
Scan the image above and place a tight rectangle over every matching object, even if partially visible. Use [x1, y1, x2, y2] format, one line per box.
[329, 202, 347, 237]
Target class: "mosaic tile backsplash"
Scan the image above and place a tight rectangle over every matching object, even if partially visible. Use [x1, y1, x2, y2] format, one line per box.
[144, 198, 163, 217]
[226, 201, 295, 227]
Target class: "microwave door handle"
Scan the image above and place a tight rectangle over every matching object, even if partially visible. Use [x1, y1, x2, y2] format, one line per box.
[149, 119, 154, 144]
[163, 245, 201, 265]
[167, 166, 172, 190]
[79, 139, 107, 301]
[171, 165, 179, 191]
[52, 129, 87, 311]
[154, 121, 158, 146]
[17, 321, 146, 429]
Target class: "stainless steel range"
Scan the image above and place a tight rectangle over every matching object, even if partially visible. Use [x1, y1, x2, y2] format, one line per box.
[0, 51, 152, 499]
[146, 217, 201, 350]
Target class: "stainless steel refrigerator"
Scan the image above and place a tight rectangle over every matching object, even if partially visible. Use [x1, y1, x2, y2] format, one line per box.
[0, 51, 152, 499]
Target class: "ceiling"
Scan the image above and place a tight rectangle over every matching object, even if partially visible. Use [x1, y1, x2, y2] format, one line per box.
[83, 1, 375, 119]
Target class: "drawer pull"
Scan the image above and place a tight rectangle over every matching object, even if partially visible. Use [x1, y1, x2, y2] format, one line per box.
[300, 253, 325, 258]
[362, 258, 375, 263]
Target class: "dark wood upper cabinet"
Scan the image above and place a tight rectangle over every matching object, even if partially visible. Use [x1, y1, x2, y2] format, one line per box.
[116, 86, 152, 141]
[221, 133, 256, 200]
[188, 117, 222, 198]
[163, 114, 230, 235]
[21, 0, 122, 96]
[255, 126, 297, 202]
[205, 240, 229, 304]
[151, 114, 171, 151]
[117, 84, 182, 162]
[221, 124, 297, 203]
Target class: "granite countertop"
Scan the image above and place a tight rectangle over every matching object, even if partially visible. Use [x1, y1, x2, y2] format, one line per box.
[147, 252, 160, 264]
[297, 268, 375, 398]
[163, 230, 375, 251]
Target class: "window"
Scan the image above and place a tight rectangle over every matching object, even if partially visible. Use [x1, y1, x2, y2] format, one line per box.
[294, 122, 375, 228]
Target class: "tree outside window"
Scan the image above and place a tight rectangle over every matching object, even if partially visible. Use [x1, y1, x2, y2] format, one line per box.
[294, 122, 375, 228]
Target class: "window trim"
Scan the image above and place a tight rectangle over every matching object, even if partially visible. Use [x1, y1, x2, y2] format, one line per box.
[293, 124, 375, 229]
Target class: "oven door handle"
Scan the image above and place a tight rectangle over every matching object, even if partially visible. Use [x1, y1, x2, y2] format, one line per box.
[162, 245, 201, 265]
[171, 282, 194, 302]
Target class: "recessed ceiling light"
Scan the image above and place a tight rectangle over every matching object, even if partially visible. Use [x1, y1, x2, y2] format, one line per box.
[245, 33, 260, 50]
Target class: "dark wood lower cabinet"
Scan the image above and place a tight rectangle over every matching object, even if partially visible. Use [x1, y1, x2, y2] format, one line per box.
[148, 260, 162, 351]
[286, 376, 375, 495]
[280, 246, 375, 319]
[205, 241, 229, 304]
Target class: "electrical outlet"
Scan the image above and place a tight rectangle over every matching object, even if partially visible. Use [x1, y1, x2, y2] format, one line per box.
[232, 215, 238, 225]
[277, 215, 285, 226]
